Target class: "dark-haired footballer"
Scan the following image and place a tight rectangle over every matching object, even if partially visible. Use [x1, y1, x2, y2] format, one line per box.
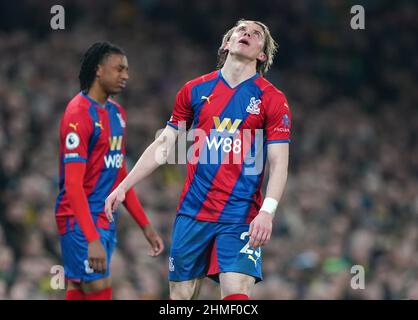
[55, 42, 164, 300]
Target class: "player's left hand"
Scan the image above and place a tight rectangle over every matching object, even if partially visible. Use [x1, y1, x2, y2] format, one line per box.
[142, 224, 164, 257]
[105, 186, 126, 222]
[248, 211, 273, 248]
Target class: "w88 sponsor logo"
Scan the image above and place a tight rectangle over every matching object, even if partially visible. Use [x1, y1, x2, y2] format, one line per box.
[104, 135, 124, 168]
[208, 116, 243, 154]
[104, 153, 124, 169]
[206, 136, 242, 154]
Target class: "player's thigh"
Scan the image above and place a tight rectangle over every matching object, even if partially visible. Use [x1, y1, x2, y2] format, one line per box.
[67, 280, 81, 291]
[81, 277, 112, 294]
[60, 226, 116, 286]
[60, 229, 90, 282]
[169, 215, 215, 282]
[81, 229, 116, 293]
[219, 272, 255, 298]
[169, 278, 203, 300]
[212, 223, 262, 284]
[67, 277, 110, 294]
[99, 228, 117, 272]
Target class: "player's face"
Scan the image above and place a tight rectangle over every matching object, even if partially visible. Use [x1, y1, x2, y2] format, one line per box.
[97, 54, 129, 95]
[224, 22, 267, 64]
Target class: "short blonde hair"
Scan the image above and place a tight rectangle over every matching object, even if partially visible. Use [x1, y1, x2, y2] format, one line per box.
[217, 19, 278, 76]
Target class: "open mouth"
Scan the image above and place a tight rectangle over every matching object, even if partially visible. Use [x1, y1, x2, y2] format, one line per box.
[238, 38, 250, 46]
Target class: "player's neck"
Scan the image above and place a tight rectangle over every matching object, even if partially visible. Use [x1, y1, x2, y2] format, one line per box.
[221, 56, 257, 88]
[87, 85, 109, 107]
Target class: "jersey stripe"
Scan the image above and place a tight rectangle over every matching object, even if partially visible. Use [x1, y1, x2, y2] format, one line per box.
[87, 105, 101, 156]
[220, 135, 267, 222]
[55, 154, 66, 213]
[177, 78, 237, 215]
[195, 103, 259, 221]
[88, 103, 123, 213]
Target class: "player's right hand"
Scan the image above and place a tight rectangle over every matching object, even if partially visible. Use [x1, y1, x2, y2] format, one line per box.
[88, 239, 107, 273]
[105, 186, 126, 222]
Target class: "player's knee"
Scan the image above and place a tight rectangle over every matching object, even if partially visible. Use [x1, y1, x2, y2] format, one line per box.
[67, 280, 82, 291]
[169, 279, 201, 300]
[220, 273, 255, 298]
[221, 283, 252, 298]
[81, 277, 111, 294]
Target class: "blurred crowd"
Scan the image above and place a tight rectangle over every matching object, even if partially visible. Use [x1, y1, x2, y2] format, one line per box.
[0, 0, 416, 299]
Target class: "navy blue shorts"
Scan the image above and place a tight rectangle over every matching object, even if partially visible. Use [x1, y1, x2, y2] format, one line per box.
[168, 215, 262, 283]
[60, 220, 117, 283]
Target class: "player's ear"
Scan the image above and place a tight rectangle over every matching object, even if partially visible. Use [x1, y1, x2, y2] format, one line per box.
[257, 52, 267, 63]
[96, 64, 103, 78]
[223, 39, 231, 52]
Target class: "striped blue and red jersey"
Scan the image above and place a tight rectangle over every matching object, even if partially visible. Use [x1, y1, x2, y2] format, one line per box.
[167, 70, 292, 224]
[55, 92, 127, 234]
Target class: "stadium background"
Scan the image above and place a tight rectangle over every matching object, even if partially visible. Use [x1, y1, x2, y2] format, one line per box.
[0, 0, 416, 299]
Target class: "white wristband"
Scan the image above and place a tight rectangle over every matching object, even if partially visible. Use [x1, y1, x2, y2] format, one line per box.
[260, 197, 278, 217]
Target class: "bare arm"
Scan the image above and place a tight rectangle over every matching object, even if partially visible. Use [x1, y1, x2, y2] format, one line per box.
[248, 143, 289, 248]
[264, 143, 289, 202]
[105, 125, 178, 217]
[121, 125, 178, 191]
